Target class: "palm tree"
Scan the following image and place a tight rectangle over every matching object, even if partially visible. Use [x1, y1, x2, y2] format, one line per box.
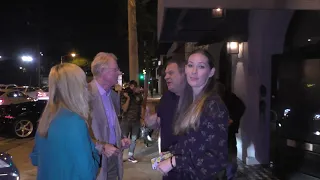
[128, 0, 139, 82]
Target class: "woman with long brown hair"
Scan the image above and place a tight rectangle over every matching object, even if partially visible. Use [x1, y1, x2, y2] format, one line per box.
[157, 49, 229, 180]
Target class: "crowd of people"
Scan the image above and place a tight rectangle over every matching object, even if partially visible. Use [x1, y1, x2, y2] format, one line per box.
[29, 49, 245, 180]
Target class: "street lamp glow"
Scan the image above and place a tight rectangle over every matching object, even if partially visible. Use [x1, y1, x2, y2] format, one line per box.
[71, 53, 76, 57]
[21, 56, 33, 62]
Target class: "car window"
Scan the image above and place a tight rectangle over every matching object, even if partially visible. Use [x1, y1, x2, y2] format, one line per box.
[7, 86, 16, 89]
[0, 92, 5, 96]
[7, 91, 19, 98]
[13, 88, 25, 91]
[18, 92, 29, 98]
[26, 88, 35, 92]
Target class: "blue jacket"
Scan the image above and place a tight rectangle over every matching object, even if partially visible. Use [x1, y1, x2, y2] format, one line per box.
[30, 108, 100, 180]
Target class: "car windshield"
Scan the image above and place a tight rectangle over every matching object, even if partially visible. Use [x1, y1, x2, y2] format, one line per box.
[13, 88, 25, 91]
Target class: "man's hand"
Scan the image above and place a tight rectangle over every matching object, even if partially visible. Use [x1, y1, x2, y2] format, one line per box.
[123, 92, 130, 99]
[103, 144, 120, 157]
[144, 106, 160, 128]
[228, 119, 234, 125]
[140, 120, 145, 127]
[114, 84, 122, 92]
[121, 138, 131, 150]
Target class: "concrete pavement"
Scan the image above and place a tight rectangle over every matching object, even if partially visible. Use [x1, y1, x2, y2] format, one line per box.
[7, 138, 162, 180]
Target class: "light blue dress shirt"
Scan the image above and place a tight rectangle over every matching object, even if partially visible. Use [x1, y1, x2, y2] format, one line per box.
[95, 80, 117, 145]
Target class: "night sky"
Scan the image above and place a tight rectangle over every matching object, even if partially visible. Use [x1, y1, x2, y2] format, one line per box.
[0, 1, 130, 84]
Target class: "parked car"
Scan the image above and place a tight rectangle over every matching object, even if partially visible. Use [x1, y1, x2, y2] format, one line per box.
[0, 89, 36, 106]
[38, 86, 49, 100]
[0, 152, 20, 179]
[0, 84, 17, 90]
[13, 86, 43, 99]
[0, 101, 46, 138]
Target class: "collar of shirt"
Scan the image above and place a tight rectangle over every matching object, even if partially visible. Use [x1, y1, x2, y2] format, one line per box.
[94, 80, 111, 97]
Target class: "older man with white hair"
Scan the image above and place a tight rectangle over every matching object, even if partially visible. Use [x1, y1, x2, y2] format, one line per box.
[89, 52, 131, 180]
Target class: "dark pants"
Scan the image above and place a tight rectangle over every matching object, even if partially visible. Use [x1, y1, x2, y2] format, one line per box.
[227, 133, 237, 180]
[163, 171, 180, 180]
[120, 121, 140, 155]
[163, 170, 227, 180]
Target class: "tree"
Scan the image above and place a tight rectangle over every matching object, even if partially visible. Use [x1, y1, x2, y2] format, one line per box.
[70, 57, 91, 69]
[118, 0, 157, 64]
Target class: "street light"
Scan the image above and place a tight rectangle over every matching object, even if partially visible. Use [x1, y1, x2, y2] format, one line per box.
[61, 53, 77, 64]
[21, 56, 33, 62]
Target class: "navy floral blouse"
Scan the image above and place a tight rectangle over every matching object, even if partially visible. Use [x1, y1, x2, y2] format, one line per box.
[169, 95, 229, 180]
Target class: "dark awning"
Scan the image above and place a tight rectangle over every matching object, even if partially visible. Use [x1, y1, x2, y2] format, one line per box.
[159, 8, 249, 44]
[157, 0, 320, 44]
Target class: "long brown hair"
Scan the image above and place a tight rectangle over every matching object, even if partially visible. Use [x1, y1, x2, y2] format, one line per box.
[173, 49, 216, 135]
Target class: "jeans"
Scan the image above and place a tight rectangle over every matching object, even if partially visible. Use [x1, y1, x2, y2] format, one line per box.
[120, 121, 140, 155]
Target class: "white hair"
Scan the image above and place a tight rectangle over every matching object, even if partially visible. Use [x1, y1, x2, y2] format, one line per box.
[91, 52, 117, 77]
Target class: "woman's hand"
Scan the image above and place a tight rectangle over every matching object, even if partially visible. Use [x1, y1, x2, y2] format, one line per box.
[157, 157, 174, 175]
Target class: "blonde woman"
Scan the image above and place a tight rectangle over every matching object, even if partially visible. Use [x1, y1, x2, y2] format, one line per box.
[157, 49, 229, 180]
[30, 63, 100, 180]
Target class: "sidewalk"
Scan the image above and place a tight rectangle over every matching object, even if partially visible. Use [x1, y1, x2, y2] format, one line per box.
[7, 139, 162, 180]
[7, 137, 282, 180]
[122, 140, 162, 180]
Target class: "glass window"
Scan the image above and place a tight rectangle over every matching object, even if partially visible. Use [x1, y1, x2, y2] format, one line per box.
[7, 86, 16, 89]
[7, 91, 19, 98]
[26, 88, 35, 92]
[18, 92, 28, 98]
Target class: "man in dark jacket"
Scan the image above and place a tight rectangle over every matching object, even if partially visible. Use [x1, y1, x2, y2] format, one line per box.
[216, 82, 246, 180]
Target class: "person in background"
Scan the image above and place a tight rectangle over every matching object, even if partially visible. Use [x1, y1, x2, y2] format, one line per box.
[113, 84, 123, 95]
[89, 52, 131, 180]
[120, 80, 144, 163]
[144, 58, 192, 180]
[157, 49, 229, 180]
[216, 82, 246, 180]
[30, 63, 100, 180]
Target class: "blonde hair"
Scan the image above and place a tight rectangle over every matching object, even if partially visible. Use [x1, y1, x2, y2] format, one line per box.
[37, 63, 89, 137]
[173, 49, 216, 135]
[91, 52, 117, 77]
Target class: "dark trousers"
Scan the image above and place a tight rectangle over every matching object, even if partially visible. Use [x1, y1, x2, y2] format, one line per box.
[163, 170, 227, 180]
[227, 133, 237, 180]
[162, 170, 180, 180]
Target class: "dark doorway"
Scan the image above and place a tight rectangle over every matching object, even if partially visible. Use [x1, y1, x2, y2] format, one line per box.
[219, 43, 232, 91]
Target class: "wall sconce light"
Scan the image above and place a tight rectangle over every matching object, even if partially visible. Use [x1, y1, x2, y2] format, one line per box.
[212, 8, 224, 18]
[238, 42, 244, 58]
[227, 42, 239, 54]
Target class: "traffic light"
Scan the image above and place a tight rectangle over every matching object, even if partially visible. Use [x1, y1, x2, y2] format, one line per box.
[139, 74, 144, 80]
